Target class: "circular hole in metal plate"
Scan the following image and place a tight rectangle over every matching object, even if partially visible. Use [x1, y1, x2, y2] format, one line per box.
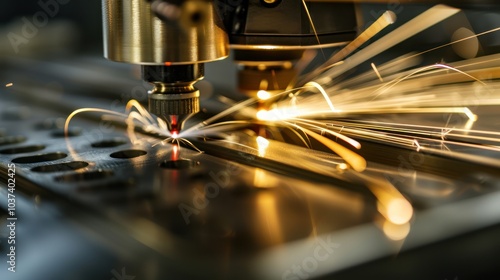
[0, 145, 45, 155]
[31, 161, 89, 173]
[55, 169, 114, 182]
[91, 138, 128, 148]
[51, 128, 82, 138]
[110, 149, 147, 159]
[0, 136, 27, 146]
[160, 159, 197, 169]
[12, 152, 67, 164]
[77, 179, 135, 193]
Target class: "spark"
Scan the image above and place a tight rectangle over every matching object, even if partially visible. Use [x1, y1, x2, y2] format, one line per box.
[300, 10, 396, 84]
[256, 136, 269, 149]
[257, 90, 271, 100]
[5, 83, 13, 87]
[302, 81, 337, 112]
[440, 128, 453, 141]
[301, 0, 325, 60]
[256, 136, 270, 157]
[314, 5, 460, 84]
[371, 63, 487, 99]
[385, 198, 413, 225]
[61, 5, 500, 241]
[256, 110, 270, 121]
[283, 121, 366, 172]
[63, 99, 198, 160]
[337, 163, 349, 172]
[398, 26, 500, 66]
[371, 63, 384, 82]
[382, 220, 411, 241]
[413, 140, 421, 152]
[172, 144, 179, 161]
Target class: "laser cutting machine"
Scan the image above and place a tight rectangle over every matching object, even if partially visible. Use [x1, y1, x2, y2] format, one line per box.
[101, 0, 500, 134]
[102, 0, 362, 133]
[1, 1, 500, 279]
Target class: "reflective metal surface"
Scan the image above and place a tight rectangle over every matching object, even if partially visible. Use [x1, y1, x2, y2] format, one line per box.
[102, 0, 229, 64]
[2, 57, 500, 279]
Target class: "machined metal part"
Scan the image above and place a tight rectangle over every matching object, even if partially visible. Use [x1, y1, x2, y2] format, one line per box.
[149, 90, 200, 115]
[149, 90, 200, 131]
[2, 87, 500, 279]
[4, 59, 500, 279]
[223, 0, 357, 48]
[102, 0, 229, 64]
[237, 63, 297, 97]
[234, 49, 302, 97]
[143, 64, 203, 131]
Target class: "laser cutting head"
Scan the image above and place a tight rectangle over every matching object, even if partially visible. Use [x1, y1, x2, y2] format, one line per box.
[142, 64, 203, 132]
[102, 0, 229, 133]
[102, 0, 362, 132]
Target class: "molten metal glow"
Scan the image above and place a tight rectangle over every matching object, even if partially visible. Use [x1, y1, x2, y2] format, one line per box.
[172, 144, 179, 161]
[257, 136, 270, 157]
[382, 220, 411, 241]
[257, 90, 271, 100]
[386, 198, 414, 225]
[256, 136, 270, 149]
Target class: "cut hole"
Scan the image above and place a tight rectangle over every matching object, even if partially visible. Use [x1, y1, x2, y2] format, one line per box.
[110, 149, 147, 159]
[51, 128, 82, 138]
[77, 180, 135, 193]
[31, 161, 89, 173]
[160, 159, 197, 169]
[12, 152, 67, 164]
[0, 145, 45, 155]
[35, 118, 66, 130]
[0, 136, 27, 146]
[92, 138, 128, 148]
[55, 169, 114, 182]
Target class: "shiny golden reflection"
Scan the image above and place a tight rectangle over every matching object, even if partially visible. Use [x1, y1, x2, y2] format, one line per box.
[382, 220, 411, 241]
[386, 198, 414, 225]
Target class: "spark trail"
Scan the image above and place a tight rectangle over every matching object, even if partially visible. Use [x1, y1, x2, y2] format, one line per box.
[63, 5, 500, 241]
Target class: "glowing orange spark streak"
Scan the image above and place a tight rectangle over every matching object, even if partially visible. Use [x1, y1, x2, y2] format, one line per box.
[371, 63, 384, 82]
[284, 121, 366, 172]
[301, 0, 325, 60]
[172, 144, 179, 161]
[300, 10, 396, 84]
[302, 82, 336, 112]
[316, 5, 460, 83]
[64, 108, 127, 137]
[399, 27, 500, 66]
[291, 118, 361, 149]
[372, 63, 487, 100]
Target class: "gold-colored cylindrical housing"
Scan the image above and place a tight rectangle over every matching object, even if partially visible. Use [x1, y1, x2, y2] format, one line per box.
[102, 0, 229, 65]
